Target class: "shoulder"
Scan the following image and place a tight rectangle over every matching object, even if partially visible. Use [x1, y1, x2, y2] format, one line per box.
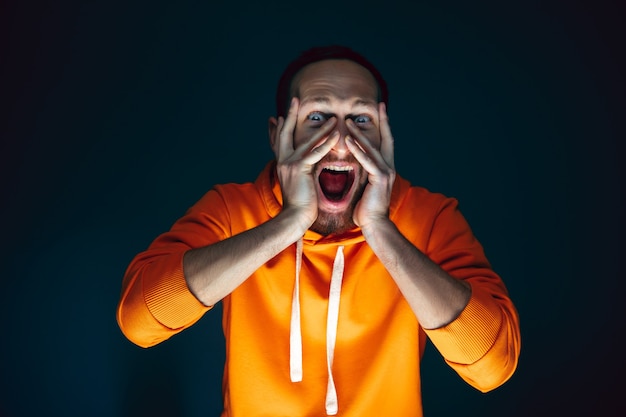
[391, 176, 467, 249]
[189, 181, 264, 216]
[391, 175, 457, 219]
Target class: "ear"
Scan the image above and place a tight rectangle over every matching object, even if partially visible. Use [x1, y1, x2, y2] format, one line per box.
[268, 116, 279, 154]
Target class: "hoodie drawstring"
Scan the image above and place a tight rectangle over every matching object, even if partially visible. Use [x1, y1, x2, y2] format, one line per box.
[290, 239, 304, 382]
[325, 245, 344, 415]
[290, 239, 345, 416]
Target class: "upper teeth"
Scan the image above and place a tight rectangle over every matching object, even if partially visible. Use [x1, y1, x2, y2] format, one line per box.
[326, 165, 353, 172]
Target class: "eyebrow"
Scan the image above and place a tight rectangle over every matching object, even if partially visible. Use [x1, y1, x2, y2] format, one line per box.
[301, 96, 377, 108]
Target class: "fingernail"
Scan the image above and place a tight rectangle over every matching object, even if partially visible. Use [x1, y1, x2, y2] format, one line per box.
[290, 97, 297, 107]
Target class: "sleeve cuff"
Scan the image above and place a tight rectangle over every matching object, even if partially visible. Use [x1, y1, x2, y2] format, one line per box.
[424, 289, 503, 364]
[143, 251, 211, 329]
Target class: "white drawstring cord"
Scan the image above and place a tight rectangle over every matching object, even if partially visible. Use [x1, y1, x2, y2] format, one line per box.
[289, 241, 346, 415]
[325, 245, 344, 415]
[290, 238, 303, 382]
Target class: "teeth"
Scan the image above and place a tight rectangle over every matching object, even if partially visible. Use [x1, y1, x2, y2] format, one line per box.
[325, 165, 353, 172]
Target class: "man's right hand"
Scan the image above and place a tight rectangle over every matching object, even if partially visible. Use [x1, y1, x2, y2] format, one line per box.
[272, 97, 339, 231]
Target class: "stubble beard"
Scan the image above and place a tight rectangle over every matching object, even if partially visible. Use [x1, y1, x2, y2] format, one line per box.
[310, 177, 367, 236]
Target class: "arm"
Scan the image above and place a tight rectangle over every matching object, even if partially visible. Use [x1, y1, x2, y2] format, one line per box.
[183, 207, 307, 306]
[346, 103, 520, 391]
[348, 103, 470, 328]
[117, 98, 338, 347]
[117, 188, 309, 347]
[186, 97, 339, 306]
[360, 218, 471, 330]
[363, 198, 520, 392]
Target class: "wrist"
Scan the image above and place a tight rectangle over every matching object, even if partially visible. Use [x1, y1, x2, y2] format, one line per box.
[359, 216, 395, 240]
[276, 206, 315, 236]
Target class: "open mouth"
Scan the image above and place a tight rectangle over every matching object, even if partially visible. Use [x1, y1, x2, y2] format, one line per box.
[318, 166, 355, 202]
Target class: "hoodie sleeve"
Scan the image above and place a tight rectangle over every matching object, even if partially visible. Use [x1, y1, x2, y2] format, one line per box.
[420, 196, 521, 392]
[116, 188, 232, 348]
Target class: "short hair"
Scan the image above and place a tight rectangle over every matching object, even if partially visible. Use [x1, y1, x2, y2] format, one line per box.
[275, 45, 389, 117]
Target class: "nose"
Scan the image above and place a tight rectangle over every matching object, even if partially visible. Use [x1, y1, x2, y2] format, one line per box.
[330, 119, 350, 155]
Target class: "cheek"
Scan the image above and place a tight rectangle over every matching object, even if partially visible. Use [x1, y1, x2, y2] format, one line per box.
[294, 125, 328, 149]
[293, 126, 309, 149]
[362, 132, 382, 150]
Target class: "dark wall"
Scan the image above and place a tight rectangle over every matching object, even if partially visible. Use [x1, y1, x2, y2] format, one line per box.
[2, 1, 623, 416]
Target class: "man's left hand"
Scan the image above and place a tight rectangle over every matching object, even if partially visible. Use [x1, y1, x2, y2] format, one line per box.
[346, 102, 396, 230]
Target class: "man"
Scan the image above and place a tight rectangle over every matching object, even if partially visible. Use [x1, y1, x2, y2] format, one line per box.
[117, 45, 520, 416]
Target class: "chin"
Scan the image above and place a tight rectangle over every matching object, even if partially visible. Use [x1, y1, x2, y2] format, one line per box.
[311, 182, 366, 236]
[311, 210, 356, 236]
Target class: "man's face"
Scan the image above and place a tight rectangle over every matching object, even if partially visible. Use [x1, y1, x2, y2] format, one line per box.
[291, 59, 382, 235]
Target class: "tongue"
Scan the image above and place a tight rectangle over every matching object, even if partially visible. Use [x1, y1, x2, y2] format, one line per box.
[319, 170, 348, 199]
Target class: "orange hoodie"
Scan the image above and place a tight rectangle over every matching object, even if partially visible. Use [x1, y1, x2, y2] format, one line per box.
[117, 162, 520, 417]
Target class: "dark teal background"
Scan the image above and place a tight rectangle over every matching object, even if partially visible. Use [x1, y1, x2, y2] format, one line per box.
[1, 1, 624, 416]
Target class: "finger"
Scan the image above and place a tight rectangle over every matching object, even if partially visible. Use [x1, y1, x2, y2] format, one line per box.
[345, 119, 385, 164]
[301, 131, 340, 165]
[278, 97, 299, 157]
[273, 116, 285, 158]
[378, 102, 395, 169]
[345, 135, 379, 174]
[291, 116, 337, 159]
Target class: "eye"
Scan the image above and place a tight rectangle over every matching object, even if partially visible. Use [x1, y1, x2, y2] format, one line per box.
[306, 112, 329, 124]
[350, 114, 372, 127]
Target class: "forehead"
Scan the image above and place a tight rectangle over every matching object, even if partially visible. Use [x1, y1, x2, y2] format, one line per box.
[292, 60, 379, 106]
